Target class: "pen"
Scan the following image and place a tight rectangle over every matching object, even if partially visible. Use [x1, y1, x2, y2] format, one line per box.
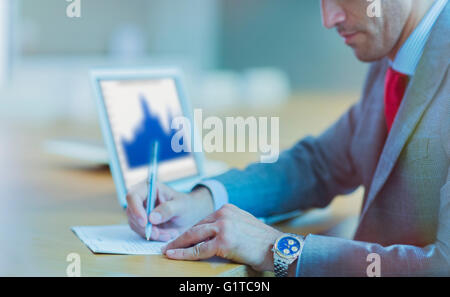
[145, 141, 159, 241]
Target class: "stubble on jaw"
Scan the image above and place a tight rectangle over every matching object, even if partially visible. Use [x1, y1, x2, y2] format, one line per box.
[347, 0, 412, 62]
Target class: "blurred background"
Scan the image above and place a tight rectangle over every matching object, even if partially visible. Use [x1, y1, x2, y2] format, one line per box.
[0, 0, 368, 124]
[0, 2, 369, 275]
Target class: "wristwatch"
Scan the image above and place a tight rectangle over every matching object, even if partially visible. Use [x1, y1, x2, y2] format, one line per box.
[273, 233, 305, 277]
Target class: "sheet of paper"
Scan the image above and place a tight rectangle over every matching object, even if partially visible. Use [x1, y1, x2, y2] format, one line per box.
[72, 225, 165, 255]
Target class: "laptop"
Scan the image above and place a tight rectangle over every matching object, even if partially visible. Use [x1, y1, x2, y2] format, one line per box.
[49, 67, 300, 223]
[90, 68, 206, 208]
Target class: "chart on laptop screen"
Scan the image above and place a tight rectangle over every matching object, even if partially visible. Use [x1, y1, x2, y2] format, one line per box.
[100, 78, 198, 190]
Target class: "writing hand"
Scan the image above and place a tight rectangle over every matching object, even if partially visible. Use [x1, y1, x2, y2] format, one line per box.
[126, 182, 214, 242]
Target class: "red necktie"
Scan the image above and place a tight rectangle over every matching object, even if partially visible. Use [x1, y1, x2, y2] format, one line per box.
[384, 67, 409, 132]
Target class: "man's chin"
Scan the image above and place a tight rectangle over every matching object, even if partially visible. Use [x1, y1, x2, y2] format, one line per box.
[352, 47, 384, 62]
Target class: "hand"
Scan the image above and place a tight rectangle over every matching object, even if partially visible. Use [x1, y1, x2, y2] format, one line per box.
[126, 182, 214, 242]
[162, 204, 283, 272]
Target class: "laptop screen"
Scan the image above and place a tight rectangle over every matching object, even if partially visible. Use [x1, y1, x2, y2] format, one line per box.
[99, 78, 198, 190]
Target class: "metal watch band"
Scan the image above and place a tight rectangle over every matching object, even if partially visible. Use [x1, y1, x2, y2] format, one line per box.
[274, 234, 304, 277]
[274, 254, 289, 277]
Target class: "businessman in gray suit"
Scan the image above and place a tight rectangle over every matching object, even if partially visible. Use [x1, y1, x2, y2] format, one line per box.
[126, 0, 450, 276]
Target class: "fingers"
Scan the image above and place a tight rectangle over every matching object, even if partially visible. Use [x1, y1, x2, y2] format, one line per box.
[149, 183, 184, 225]
[165, 239, 217, 261]
[127, 181, 191, 243]
[153, 225, 180, 242]
[126, 190, 147, 227]
[149, 198, 183, 225]
[128, 217, 144, 238]
[126, 182, 175, 230]
[150, 226, 175, 241]
[163, 223, 218, 253]
[126, 204, 146, 232]
[128, 217, 179, 242]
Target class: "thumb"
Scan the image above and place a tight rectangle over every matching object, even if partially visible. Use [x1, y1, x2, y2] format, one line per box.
[149, 198, 183, 225]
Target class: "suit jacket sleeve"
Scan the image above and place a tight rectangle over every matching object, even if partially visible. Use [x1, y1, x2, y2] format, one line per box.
[297, 97, 450, 277]
[213, 101, 363, 218]
[298, 165, 450, 276]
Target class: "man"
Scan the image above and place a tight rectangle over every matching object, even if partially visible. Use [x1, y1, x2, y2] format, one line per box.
[126, 0, 449, 276]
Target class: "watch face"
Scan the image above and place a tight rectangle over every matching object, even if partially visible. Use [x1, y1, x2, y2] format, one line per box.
[276, 236, 301, 257]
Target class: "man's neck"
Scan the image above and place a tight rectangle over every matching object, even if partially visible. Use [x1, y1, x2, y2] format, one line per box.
[388, 0, 435, 60]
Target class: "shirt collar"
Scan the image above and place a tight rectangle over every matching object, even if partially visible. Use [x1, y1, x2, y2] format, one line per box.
[390, 0, 448, 76]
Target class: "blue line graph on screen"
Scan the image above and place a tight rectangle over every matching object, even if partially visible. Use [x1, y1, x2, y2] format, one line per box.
[121, 94, 189, 169]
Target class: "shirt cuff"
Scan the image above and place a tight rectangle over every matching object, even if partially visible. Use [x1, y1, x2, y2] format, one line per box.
[193, 180, 229, 212]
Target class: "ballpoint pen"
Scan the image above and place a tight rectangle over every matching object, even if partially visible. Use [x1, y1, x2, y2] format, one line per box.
[145, 141, 159, 241]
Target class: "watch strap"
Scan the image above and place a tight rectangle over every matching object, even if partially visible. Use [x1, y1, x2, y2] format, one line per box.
[274, 254, 290, 277]
[273, 234, 304, 277]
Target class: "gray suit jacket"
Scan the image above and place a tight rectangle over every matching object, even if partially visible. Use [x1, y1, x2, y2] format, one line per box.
[214, 4, 450, 276]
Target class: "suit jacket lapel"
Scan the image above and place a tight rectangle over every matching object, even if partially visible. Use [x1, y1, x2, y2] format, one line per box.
[360, 5, 450, 219]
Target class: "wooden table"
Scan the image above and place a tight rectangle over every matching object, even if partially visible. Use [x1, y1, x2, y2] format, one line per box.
[0, 94, 363, 276]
